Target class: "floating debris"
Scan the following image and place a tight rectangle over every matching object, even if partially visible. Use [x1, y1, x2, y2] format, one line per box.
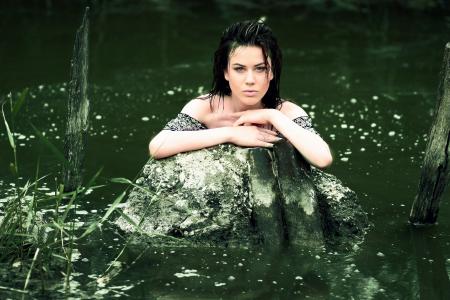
[214, 282, 226, 287]
[12, 261, 21, 268]
[174, 269, 200, 278]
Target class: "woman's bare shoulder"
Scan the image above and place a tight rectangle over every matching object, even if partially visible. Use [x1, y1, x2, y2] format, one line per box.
[278, 99, 309, 119]
[180, 95, 212, 120]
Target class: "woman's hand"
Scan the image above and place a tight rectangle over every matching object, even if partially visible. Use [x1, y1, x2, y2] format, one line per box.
[232, 109, 277, 127]
[202, 112, 239, 128]
[228, 126, 281, 148]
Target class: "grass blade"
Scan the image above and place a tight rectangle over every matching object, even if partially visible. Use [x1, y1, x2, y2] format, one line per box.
[51, 253, 68, 261]
[22, 247, 39, 294]
[12, 88, 28, 117]
[52, 220, 69, 237]
[78, 191, 126, 239]
[2, 102, 18, 174]
[109, 178, 131, 184]
[110, 177, 154, 195]
[2, 103, 15, 150]
[0, 286, 29, 294]
[115, 210, 144, 234]
[61, 190, 78, 223]
[30, 123, 66, 164]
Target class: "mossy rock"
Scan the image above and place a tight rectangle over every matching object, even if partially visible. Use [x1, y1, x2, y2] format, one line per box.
[116, 141, 369, 250]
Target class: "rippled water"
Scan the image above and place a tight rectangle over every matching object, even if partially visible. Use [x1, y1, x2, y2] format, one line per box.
[1, 1, 450, 299]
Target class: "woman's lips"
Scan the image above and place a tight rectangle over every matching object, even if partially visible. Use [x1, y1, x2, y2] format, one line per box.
[243, 90, 257, 96]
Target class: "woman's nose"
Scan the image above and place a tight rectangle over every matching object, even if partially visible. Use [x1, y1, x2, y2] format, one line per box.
[245, 70, 255, 84]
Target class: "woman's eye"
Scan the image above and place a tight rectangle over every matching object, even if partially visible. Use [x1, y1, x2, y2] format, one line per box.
[256, 66, 267, 72]
[234, 67, 244, 72]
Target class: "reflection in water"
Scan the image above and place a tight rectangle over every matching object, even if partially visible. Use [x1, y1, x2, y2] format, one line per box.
[411, 227, 450, 300]
[95, 238, 381, 299]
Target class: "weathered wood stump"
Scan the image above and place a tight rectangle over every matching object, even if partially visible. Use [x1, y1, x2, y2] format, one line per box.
[63, 7, 90, 192]
[116, 141, 369, 250]
[409, 42, 450, 225]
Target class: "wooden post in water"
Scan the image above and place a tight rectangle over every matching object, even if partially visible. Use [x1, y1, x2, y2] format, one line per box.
[63, 7, 90, 192]
[409, 43, 450, 225]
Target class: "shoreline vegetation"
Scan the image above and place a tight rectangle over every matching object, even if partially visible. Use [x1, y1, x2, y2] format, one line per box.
[0, 92, 137, 298]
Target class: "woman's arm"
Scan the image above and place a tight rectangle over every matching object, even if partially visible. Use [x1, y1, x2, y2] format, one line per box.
[149, 128, 230, 159]
[149, 126, 280, 159]
[268, 110, 332, 168]
[233, 102, 333, 168]
[149, 99, 280, 159]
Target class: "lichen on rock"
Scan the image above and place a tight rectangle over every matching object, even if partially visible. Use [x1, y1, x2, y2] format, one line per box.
[115, 141, 369, 250]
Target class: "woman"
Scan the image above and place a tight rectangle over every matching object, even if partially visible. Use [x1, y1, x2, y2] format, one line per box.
[149, 20, 332, 168]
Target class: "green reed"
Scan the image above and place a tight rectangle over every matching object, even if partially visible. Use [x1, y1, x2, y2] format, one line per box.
[0, 90, 129, 297]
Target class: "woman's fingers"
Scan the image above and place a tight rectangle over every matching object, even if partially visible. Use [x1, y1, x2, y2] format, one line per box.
[233, 112, 268, 126]
[254, 141, 274, 148]
[259, 128, 278, 136]
[233, 116, 246, 127]
[258, 131, 282, 143]
[229, 125, 281, 148]
[265, 135, 282, 143]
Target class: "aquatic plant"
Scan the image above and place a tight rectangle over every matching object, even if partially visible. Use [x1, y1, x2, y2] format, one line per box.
[0, 91, 130, 297]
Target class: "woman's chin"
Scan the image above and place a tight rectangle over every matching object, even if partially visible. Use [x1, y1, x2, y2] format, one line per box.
[240, 96, 262, 106]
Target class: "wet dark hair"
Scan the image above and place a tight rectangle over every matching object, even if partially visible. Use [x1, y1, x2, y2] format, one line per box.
[206, 19, 282, 109]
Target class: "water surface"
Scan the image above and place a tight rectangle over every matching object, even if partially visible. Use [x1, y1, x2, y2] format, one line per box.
[1, 2, 449, 299]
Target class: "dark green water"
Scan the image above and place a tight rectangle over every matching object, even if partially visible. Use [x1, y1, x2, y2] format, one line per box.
[1, 1, 450, 299]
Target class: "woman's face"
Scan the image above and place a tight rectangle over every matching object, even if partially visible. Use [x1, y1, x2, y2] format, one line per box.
[224, 46, 273, 108]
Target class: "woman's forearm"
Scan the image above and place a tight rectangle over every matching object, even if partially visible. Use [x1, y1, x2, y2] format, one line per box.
[149, 128, 231, 159]
[269, 110, 333, 168]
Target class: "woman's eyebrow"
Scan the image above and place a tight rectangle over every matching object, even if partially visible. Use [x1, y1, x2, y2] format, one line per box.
[231, 62, 266, 66]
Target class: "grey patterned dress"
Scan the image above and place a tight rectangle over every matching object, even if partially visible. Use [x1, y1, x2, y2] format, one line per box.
[163, 112, 319, 136]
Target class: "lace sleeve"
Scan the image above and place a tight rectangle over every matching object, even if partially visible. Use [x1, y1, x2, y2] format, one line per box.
[163, 113, 208, 131]
[292, 115, 319, 136]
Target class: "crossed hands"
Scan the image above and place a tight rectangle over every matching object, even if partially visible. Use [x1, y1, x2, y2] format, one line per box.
[204, 109, 281, 148]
